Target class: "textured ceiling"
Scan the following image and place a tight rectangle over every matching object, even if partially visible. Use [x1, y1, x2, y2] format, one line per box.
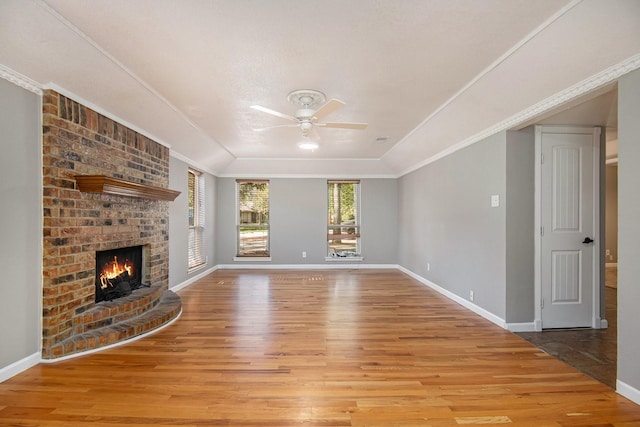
[1, 0, 639, 176]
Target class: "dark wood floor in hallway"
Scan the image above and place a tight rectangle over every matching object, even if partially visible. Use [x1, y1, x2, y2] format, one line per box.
[517, 286, 617, 389]
[1, 269, 639, 426]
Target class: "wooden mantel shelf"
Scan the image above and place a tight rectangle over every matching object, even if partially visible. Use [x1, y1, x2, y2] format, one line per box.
[75, 175, 181, 201]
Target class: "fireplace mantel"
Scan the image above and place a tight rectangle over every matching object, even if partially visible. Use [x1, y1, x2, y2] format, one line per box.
[75, 175, 180, 201]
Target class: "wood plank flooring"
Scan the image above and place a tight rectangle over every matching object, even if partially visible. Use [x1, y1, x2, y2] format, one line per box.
[2, 269, 640, 426]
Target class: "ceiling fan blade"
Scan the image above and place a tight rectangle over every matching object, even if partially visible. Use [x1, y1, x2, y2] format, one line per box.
[317, 122, 368, 130]
[252, 124, 299, 132]
[312, 99, 345, 120]
[250, 105, 298, 122]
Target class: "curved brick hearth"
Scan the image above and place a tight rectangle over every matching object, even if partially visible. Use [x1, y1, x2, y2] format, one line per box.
[47, 285, 181, 359]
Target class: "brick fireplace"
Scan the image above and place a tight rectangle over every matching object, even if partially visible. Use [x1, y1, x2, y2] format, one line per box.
[42, 90, 181, 359]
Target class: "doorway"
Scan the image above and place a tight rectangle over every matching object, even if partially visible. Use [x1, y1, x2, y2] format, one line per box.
[516, 88, 619, 388]
[534, 125, 602, 330]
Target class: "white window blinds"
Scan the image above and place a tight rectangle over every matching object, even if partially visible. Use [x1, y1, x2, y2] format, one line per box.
[188, 169, 205, 268]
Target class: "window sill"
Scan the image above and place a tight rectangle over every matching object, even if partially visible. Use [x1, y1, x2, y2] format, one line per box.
[233, 257, 272, 262]
[325, 256, 363, 262]
[188, 262, 207, 273]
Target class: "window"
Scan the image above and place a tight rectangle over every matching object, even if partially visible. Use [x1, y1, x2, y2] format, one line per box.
[237, 180, 270, 257]
[188, 169, 205, 269]
[327, 180, 361, 258]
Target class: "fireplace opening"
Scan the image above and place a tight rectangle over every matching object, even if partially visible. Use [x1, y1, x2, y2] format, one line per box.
[95, 245, 147, 303]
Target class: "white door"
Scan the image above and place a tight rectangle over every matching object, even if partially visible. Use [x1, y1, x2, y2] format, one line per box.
[538, 126, 599, 329]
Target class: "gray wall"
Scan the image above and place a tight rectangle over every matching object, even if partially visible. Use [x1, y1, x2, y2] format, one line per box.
[398, 132, 508, 319]
[215, 178, 397, 265]
[360, 179, 398, 264]
[605, 165, 618, 263]
[505, 129, 535, 323]
[270, 178, 327, 264]
[398, 129, 536, 323]
[0, 79, 41, 369]
[617, 68, 640, 393]
[168, 156, 216, 288]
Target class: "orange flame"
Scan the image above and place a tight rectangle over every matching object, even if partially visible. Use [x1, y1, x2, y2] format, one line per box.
[99, 256, 134, 289]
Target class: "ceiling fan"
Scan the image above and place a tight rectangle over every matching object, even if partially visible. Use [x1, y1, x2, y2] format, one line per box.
[250, 89, 368, 138]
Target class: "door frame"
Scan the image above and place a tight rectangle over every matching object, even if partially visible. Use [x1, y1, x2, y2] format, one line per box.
[534, 125, 604, 331]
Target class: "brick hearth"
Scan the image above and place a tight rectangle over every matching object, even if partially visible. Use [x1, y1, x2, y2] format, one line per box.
[41, 90, 181, 359]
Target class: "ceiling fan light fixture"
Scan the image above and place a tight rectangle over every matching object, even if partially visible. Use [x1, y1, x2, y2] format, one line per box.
[299, 121, 313, 131]
[297, 140, 319, 150]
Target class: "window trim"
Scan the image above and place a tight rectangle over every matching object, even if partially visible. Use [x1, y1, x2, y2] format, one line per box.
[188, 168, 206, 271]
[236, 179, 271, 259]
[326, 179, 363, 261]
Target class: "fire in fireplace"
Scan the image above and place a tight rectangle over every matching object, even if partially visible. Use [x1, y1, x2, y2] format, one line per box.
[95, 246, 146, 303]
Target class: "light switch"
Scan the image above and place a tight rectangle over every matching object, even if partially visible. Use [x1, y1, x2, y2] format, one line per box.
[491, 194, 500, 207]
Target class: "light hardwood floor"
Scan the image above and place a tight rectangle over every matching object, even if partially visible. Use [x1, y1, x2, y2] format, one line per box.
[2, 269, 639, 426]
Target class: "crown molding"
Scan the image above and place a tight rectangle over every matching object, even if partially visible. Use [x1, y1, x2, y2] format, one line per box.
[169, 150, 220, 176]
[216, 173, 398, 179]
[43, 83, 176, 150]
[0, 64, 42, 95]
[494, 53, 640, 133]
[398, 53, 640, 177]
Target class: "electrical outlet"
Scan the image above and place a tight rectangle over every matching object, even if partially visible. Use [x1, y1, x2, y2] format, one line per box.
[427, 263, 430, 271]
[469, 290, 474, 302]
[302, 251, 307, 258]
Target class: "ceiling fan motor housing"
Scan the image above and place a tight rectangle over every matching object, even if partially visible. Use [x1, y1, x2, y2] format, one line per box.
[296, 109, 316, 120]
[287, 89, 326, 108]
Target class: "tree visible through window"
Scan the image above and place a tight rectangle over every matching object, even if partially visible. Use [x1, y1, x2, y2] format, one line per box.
[188, 169, 205, 269]
[237, 180, 270, 257]
[327, 180, 360, 258]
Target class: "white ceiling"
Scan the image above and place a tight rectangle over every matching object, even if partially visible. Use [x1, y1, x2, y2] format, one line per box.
[1, 0, 639, 177]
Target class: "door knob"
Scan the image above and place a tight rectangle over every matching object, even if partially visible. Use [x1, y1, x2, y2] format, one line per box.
[582, 237, 594, 244]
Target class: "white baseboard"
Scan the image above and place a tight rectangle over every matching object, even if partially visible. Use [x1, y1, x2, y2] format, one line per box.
[171, 265, 219, 292]
[397, 266, 506, 329]
[0, 352, 40, 383]
[170, 263, 399, 292]
[216, 263, 399, 270]
[534, 319, 543, 331]
[506, 322, 538, 332]
[617, 380, 640, 406]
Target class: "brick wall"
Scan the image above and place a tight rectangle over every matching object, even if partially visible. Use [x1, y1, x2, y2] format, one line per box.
[42, 90, 174, 358]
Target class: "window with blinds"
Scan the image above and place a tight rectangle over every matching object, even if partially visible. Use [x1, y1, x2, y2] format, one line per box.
[237, 180, 270, 257]
[188, 169, 205, 269]
[327, 180, 361, 258]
